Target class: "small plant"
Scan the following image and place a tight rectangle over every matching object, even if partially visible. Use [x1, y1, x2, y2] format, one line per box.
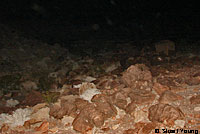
[42, 91, 60, 104]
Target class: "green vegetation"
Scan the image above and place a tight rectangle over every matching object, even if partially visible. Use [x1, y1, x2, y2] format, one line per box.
[42, 91, 60, 104]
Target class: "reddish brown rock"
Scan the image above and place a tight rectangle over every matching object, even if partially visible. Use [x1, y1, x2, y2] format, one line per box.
[156, 76, 177, 87]
[72, 104, 104, 133]
[49, 104, 65, 119]
[153, 82, 169, 95]
[92, 94, 117, 119]
[127, 122, 157, 134]
[122, 64, 152, 88]
[95, 101, 117, 119]
[74, 98, 90, 111]
[34, 121, 49, 132]
[125, 102, 137, 116]
[49, 104, 62, 119]
[121, 87, 132, 95]
[193, 72, 200, 77]
[0, 106, 17, 114]
[61, 99, 77, 118]
[21, 90, 44, 106]
[170, 86, 187, 93]
[131, 80, 153, 91]
[49, 96, 78, 119]
[123, 129, 136, 134]
[72, 114, 93, 133]
[62, 87, 79, 96]
[190, 95, 200, 104]
[140, 122, 157, 134]
[128, 90, 156, 105]
[125, 122, 145, 134]
[0, 124, 10, 133]
[148, 103, 184, 125]
[159, 90, 183, 104]
[86, 105, 105, 127]
[111, 91, 128, 109]
[96, 75, 122, 90]
[185, 77, 200, 86]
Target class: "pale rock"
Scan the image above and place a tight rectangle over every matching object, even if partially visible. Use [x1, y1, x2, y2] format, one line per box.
[6, 99, 19, 107]
[0, 108, 32, 128]
[194, 106, 200, 111]
[79, 82, 96, 95]
[31, 107, 50, 121]
[32, 103, 47, 113]
[174, 120, 185, 128]
[134, 109, 149, 123]
[84, 76, 96, 82]
[61, 115, 75, 125]
[80, 88, 101, 103]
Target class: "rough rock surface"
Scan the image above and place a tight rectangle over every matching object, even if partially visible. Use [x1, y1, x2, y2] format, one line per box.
[1, 24, 200, 133]
[122, 64, 153, 90]
[148, 103, 184, 125]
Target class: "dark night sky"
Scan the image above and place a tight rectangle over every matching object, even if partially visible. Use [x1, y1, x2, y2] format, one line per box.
[0, 0, 199, 43]
[0, 1, 199, 22]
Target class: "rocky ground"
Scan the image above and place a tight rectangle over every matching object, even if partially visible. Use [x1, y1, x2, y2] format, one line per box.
[0, 23, 200, 134]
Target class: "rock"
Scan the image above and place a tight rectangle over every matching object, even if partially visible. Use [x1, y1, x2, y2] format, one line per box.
[148, 103, 184, 125]
[21, 90, 44, 106]
[49, 96, 78, 119]
[86, 105, 105, 127]
[61, 116, 74, 126]
[72, 104, 104, 133]
[124, 122, 157, 134]
[174, 120, 185, 128]
[122, 64, 152, 89]
[95, 101, 117, 119]
[153, 82, 169, 95]
[34, 121, 49, 133]
[96, 75, 122, 90]
[60, 99, 77, 117]
[31, 107, 50, 121]
[78, 82, 96, 95]
[121, 87, 132, 95]
[194, 106, 200, 112]
[185, 77, 200, 85]
[74, 98, 90, 111]
[32, 103, 47, 113]
[6, 99, 19, 107]
[159, 90, 183, 104]
[128, 90, 156, 105]
[190, 95, 200, 104]
[111, 91, 128, 109]
[49, 104, 63, 119]
[80, 88, 101, 103]
[134, 109, 148, 123]
[124, 128, 136, 134]
[139, 122, 157, 134]
[125, 102, 136, 116]
[72, 114, 93, 133]
[61, 87, 79, 96]
[92, 94, 117, 119]
[124, 64, 152, 81]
